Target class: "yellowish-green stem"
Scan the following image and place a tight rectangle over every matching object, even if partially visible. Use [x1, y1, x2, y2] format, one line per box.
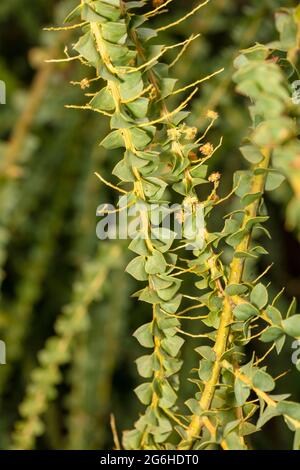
[178, 147, 271, 449]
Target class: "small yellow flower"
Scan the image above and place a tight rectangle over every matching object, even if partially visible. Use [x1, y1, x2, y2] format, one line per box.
[80, 78, 90, 90]
[208, 172, 221, 183]
[184, 126, 198, 140]
[200, 142, 214, 156]
[184, 195, 198, 207]
[206, 110, 219, 120]
[167, 128, 181, 140]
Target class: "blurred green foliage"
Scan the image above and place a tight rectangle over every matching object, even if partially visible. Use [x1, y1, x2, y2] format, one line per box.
[0, 0, 299, 450]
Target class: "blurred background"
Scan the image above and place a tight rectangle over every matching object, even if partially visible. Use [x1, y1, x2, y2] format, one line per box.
[0, 0, 299, 450]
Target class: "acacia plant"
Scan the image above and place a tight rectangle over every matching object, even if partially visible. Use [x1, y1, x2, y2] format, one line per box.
[25, 0, 300, 450]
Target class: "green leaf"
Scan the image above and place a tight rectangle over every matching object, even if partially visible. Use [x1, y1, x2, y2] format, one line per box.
[245, 216, 269, 231]
[253, 117, 297, 147]
[156, 277, 181, 302]
[151, 227, 176, 253]
[241, 191, 262, 206]
[233, 54, 248, 69]
[198, 359, 213, 381]
[277, 401, 300, 421]
[122, 429, 141, 450]
[138, 286, 160, 304]
[224, 420, 240, 437]
[190, 164, 208, 179]
[105, 42, 134, 66]
[156, 307, 179, 329]
[134, 382, 152, 405]
[233, 303, 259, 321]
[65, 4, 82, 22]
[234, 378, 250, 406]
[240, 145, 263, 164]
[265, 171, 285, 191]
[275, 334, 286, 354]
[125, 1, 147, 11]
[94, 1, 121, 21]
[130, 127, 153, 149]
[145, 250, 167, 275]
[142, 177, 167, 201]
[195, 345, 216, 361]
[101, 129, 124, 149]
[251, 245, 268, 256]
[195, 278, 208, 290]
[225, 284, 248, 296]
[239, 422, 257, 436]
[126, 98, 149, 119]
[260, 326, 284, 343]
[266, 305, 282, 325]
[160, 78, 177, 99]
[275, 10, 297, 50]
[119, 72, 143, 101]
[250, 283, 268, 309]
[101, 21, 127, 44]
[137, 27, 157, 42]
[163, 356, 182, 376]
[111, 111, 133, 129]
[160, 294, 182, 314]
[90, 87, 115, 111]
[112, 159, 134, 182]
[74, 31, 99, 66]
[151, 276, 173, 291]
[226, 229, 246, 248]
[161, 335, 184, 357]
[225, 431, 246, 450]
[133, 322, 154, 348]
[159, 381, 177, 408]
[126, 256, 148, 281]
[156, 414, 173, 434]
[129, 236, 150, 256]
[234, 250, 257, 260]
[257, 406, 280, 428]
[282, 315, 300, 338]
[185, 398, 202, 416]
[253, 369, 275, 392]
[136, 355, 154, 378]
[287, 297, 297, 317]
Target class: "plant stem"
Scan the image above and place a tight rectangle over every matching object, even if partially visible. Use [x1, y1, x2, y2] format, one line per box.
[1, 34, 68, 177]
[178, 147, 271, 449]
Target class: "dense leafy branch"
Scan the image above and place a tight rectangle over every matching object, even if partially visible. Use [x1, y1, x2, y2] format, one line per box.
[45, 0, 300, 450]
[11, 245, 123, 449]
